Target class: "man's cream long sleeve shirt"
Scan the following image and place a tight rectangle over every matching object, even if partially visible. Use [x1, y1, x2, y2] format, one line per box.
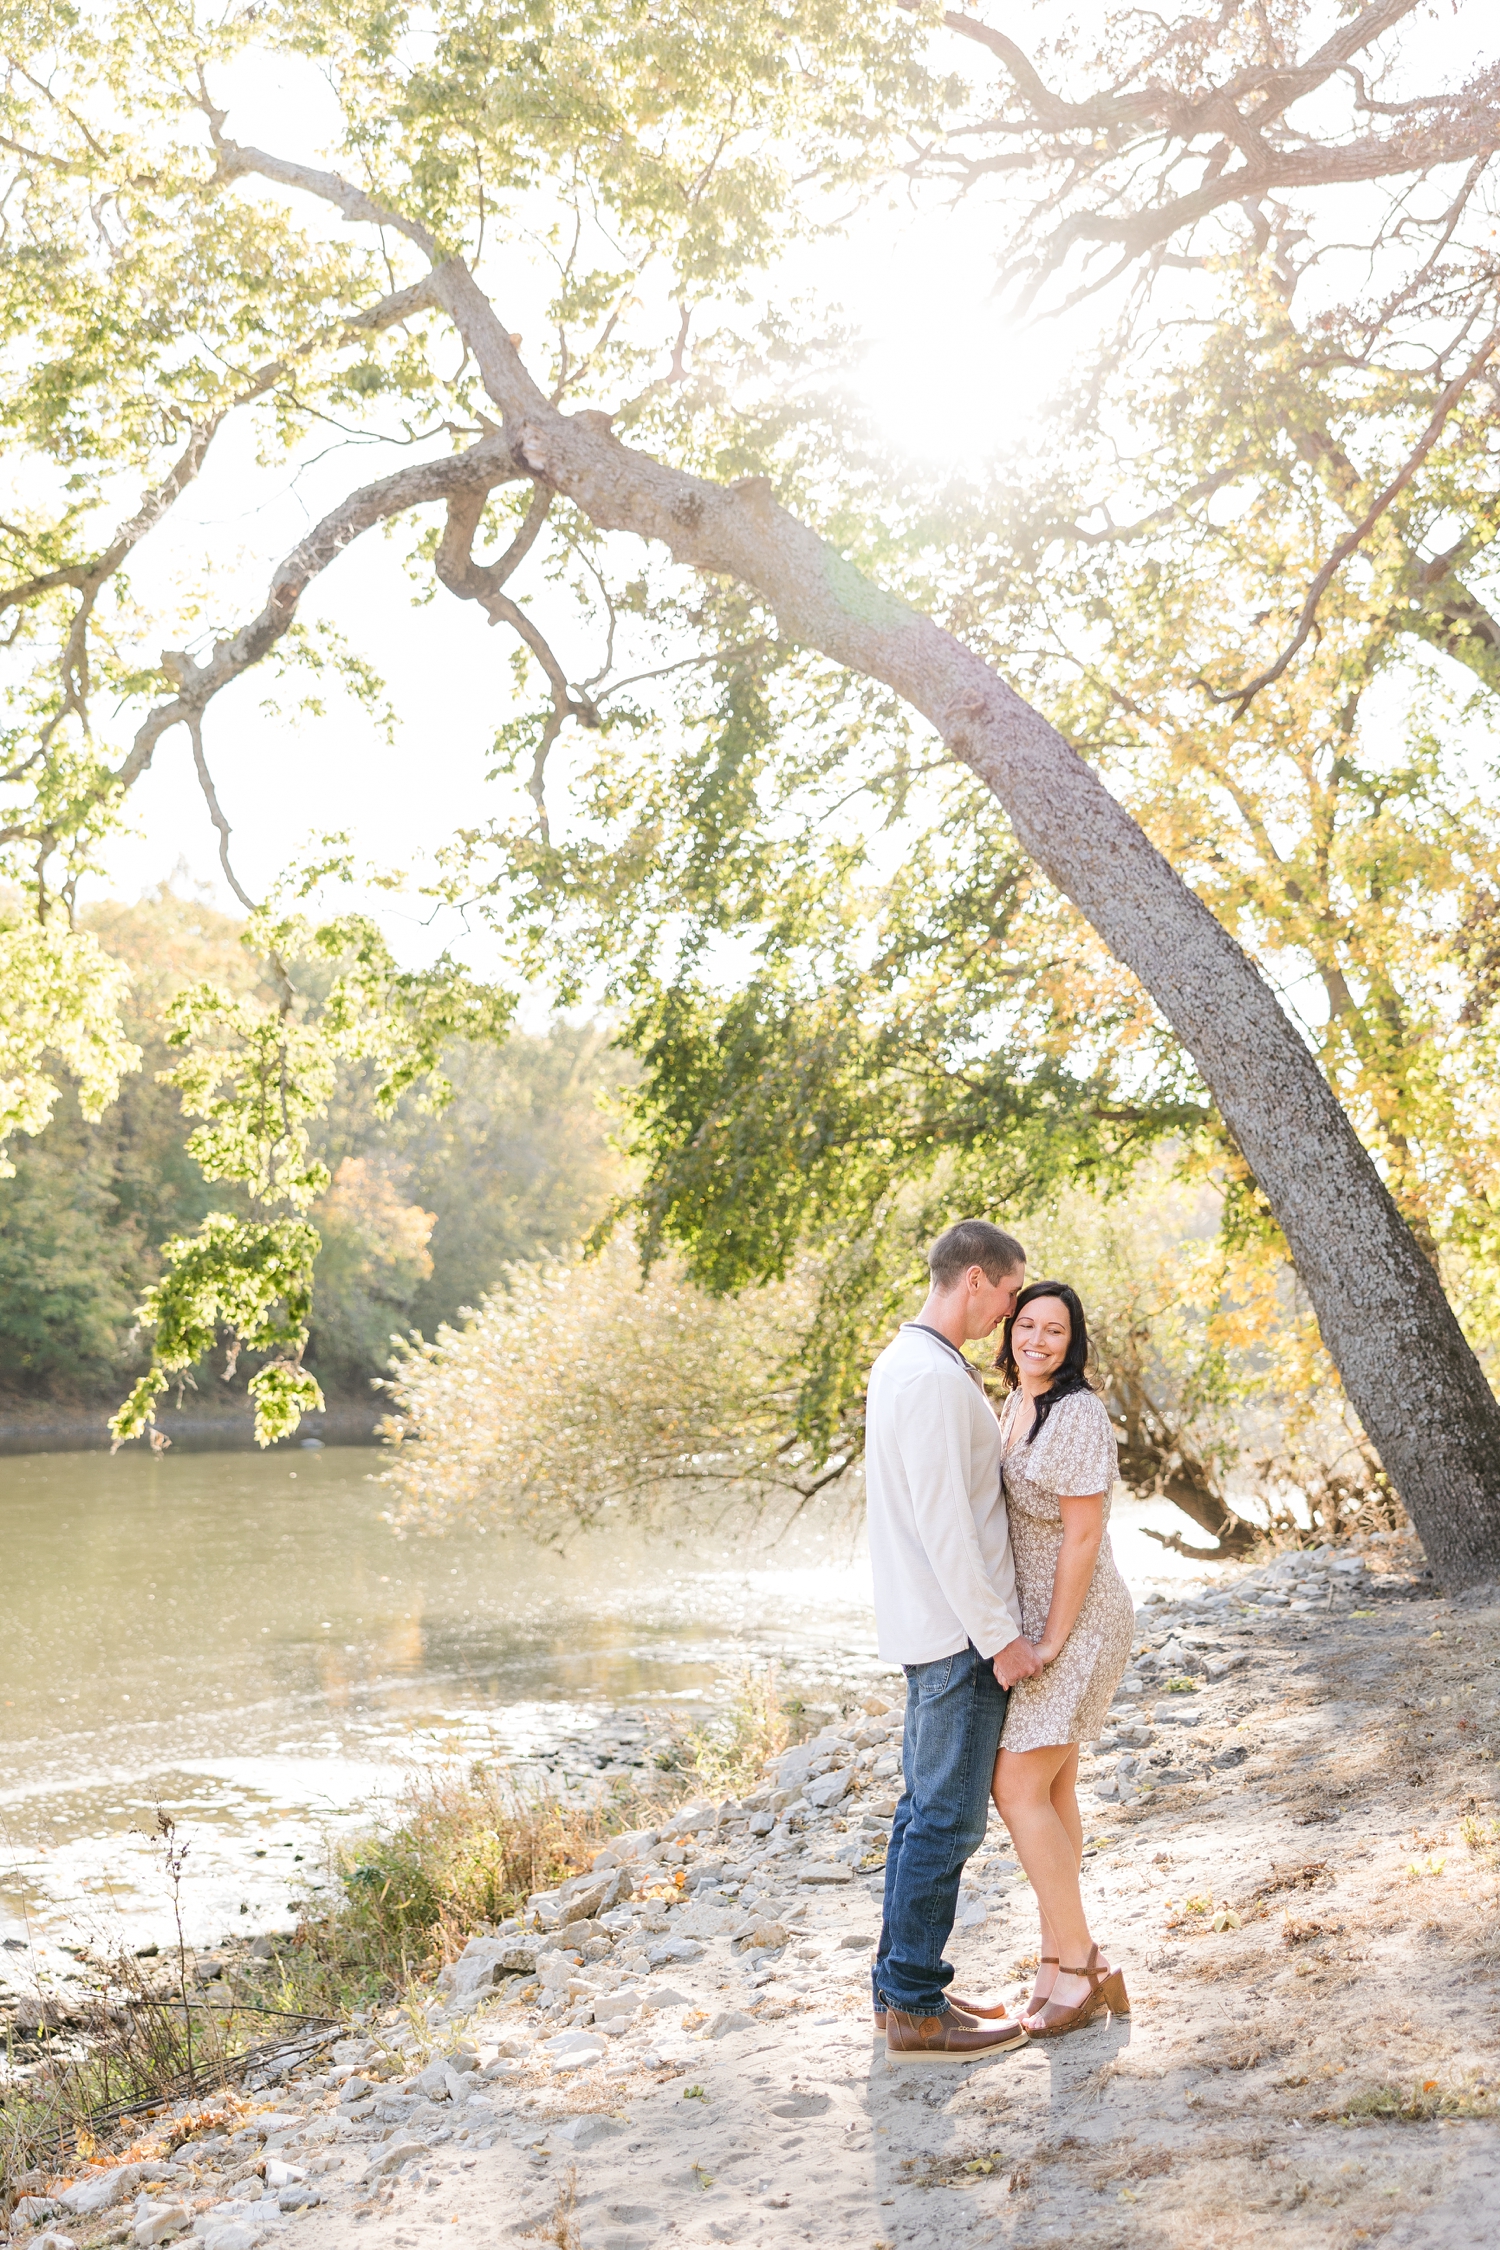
[864, 1322, 1025, 1666]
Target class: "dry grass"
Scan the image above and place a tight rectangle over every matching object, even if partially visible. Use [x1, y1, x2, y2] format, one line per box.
[524, 2164, 581, 2248]
[675, 1665, 792, 1800]
[332, 1767, 616, 1971]
[1336, 2074, 1499, 2123]
[0, 1942, 324, 2194]
[300, 1663, 802, 1982]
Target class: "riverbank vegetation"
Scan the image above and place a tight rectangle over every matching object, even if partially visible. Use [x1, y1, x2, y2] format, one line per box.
[381, 1165, 1401, 1559]
[0, 887, 626, 1416]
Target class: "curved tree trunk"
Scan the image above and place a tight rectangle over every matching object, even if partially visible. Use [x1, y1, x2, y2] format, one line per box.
[426, 259, 1500, 1590]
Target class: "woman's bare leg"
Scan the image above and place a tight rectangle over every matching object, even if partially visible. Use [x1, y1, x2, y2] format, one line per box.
[1051, 1744, 1083, 1862]
[1020, 1746, 1082, 2008]
[994, 1743, 1105, 2020]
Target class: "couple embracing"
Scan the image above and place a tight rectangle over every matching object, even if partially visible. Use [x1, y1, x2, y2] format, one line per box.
[866, 1218, 1134, 2059]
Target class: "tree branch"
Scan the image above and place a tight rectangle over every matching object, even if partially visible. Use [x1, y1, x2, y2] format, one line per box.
[1216, 318, 1500, 710]
[209, 123, 439, 260]
[433, 481, 599, 827]
[0, 270, 446, 776]
[188, 714, 256, 914]
[115, 436, 520, 795]
[910, 1, 1498, 310]
[1064, 456, 1251, 545]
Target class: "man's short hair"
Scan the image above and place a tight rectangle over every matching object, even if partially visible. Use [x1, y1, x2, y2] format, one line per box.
[927, 1218, 1026, 1290]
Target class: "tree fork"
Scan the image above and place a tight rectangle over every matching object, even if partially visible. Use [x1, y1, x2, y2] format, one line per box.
[423, 256, 1500, 1589]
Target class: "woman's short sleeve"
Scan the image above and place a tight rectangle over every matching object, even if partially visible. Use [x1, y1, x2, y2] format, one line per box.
[1030, 1390, 1117, 1497]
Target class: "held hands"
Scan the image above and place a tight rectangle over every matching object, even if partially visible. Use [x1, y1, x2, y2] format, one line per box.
[993, 1636, 1046, 1689]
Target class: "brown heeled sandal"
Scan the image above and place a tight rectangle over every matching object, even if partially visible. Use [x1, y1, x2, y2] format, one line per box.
[960, 1956, 1059, 2021]
[1029, 1954, 1060, 2010]
[1022, 1945, 1129, 2039]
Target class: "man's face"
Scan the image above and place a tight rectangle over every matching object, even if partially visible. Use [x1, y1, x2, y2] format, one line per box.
[960, 1262, 1026, 1340]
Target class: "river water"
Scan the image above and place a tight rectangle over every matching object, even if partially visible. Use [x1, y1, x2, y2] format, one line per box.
[2, 1447, 1210, 1957]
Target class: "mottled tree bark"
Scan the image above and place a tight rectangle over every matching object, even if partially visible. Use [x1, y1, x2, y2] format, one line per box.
[426, 258, 1500, 1591]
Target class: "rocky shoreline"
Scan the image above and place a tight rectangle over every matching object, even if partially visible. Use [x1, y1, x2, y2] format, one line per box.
[5, 1525, 1500, 2248]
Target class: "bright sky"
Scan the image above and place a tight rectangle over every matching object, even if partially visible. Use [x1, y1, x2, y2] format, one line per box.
[93, 26, 1064, 970]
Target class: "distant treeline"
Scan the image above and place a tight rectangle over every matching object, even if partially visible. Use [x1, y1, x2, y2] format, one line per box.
[0, 887, 625, 1403]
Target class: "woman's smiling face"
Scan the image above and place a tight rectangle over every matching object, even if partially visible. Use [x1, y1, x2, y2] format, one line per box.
[1010, 1295, 1071, 1382]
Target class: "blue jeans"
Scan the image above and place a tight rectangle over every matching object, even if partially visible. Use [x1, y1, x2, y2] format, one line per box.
[872, 1643, 1008, 2017]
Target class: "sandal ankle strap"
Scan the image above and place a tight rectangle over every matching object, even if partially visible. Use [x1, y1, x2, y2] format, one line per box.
[1060, 1945, 1107, 1990]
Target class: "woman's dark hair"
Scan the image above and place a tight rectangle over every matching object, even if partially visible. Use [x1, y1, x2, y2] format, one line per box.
[995, 1280, 1093, 1442]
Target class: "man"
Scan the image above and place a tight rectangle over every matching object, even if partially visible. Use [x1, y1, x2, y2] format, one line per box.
[865, 1217, 1039, 2060]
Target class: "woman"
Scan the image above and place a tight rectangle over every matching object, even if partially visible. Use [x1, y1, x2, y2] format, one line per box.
[991, 1281, 1134, 2037]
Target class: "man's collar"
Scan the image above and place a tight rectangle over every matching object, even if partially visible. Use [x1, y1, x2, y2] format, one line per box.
[904, 1320, 972, 1364]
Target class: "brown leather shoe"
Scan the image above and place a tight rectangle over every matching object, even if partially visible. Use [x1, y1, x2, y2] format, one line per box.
[872, 2000, 977, 2034]
[948, 1990, 1021, 2020]
[885, 2006, 1026, 2061]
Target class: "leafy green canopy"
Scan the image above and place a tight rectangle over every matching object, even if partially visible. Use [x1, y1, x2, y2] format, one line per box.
[506, 2, 1500, 1401]
[2, 0, 1497, 1466]
[0, 0, 950, 1440]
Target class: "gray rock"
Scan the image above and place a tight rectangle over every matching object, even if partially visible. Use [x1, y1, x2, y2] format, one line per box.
[437, 1933, 538, 1997]
[732, 1917, 789, 1952]
[531, 1866, 633, 1930]
[12, 2196, 63, 2226]
[798, 1863, 854, 1885]
[776, 1746, 815, 1794]
[658, 1802, 715, 1839]
[62, 2167, 141, 2216]
[804, 1768, 852, 1809]
[609, 1829, 659, 1859]
[133, 2199, 190, 2245]
[362, 2139, 429, 2181]
[276, 2187, 320, 2212]
[415, 2060, 451, 2099]
[406, 2101, 450, 2131]
[549, 2114, 626, 2151]
[703, 2009, 753, 2040]
[36, 2235, 80, 2250]
[647, 1937, 704, 1966]
[1211, 1744, 1248, 1768]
